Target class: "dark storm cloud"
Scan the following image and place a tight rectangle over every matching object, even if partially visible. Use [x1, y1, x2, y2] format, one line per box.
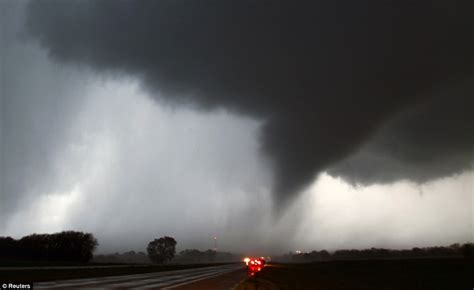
[329, 79, 474, 184]
[25, 0, 474, 201]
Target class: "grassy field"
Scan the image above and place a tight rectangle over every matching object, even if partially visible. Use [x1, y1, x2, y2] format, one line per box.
[237, 258, 473, 290]
[0, 262, 237, 283]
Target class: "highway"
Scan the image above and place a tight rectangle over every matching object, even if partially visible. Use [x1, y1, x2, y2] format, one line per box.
[33, 263, 246, 289]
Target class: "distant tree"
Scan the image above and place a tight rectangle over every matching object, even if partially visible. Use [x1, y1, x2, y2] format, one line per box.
[319, 250, 330, 260]
[0, 231, 97, 262]
[0, 237, 17, 258]
[93, 250, 151, 264]
[205, 249, 217, 262]
[147, 236, 177, 264]
[48, 231, 98, 262]
[178, 249, 202, 262]
[411, 247, 423, 256]
[460, 243, 473, 259]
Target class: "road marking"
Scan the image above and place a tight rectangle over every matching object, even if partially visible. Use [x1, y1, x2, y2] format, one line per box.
[229, 276, 248, 290]
[34, 264, 243, 289]
[35, 265, 227, 288]
[161, 268, 243, 289]
[105, 268, 225, 288]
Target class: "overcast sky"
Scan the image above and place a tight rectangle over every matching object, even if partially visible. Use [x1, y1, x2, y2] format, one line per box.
[1, 1, 472, 255]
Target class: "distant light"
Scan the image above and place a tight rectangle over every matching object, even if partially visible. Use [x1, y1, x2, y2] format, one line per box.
[243, 257, 250, 265]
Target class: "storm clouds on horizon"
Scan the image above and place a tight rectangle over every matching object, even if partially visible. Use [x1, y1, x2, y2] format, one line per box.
[0, 1, 473, 253]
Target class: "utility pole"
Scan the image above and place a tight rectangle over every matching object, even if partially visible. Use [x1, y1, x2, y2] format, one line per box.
[213, 236, 217, 251]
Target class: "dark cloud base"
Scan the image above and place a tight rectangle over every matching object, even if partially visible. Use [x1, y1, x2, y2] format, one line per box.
[329, 79, 474, 185]
[25, 0, 474, 203]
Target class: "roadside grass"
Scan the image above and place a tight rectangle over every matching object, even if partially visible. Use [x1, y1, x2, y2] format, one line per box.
[236, 258, 473, 290]
[0, 262, 237, 283]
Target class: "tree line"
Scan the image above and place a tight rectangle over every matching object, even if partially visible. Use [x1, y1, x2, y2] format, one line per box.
[173, 249, 217, 263]
[93, 250, 150, 264]
[277, 243, 473, 263]
[93, 236, 237, 264]
[1, 232, 236, 265]
[0, 231, 98, 262]
[144, 236, 235, 264]
[93, 248, 237, 264]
